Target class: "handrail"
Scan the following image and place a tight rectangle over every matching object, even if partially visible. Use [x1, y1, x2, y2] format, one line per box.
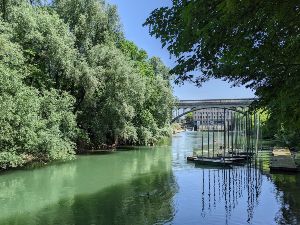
[176, 98, 255, 105]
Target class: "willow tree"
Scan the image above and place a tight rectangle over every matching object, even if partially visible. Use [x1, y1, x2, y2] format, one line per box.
[119, 40, 174, 145]
[0, 21, 78, 169]
[53, 0, 123, 53]
[0, 0, 174, 163]
[78, 44, 145, 147]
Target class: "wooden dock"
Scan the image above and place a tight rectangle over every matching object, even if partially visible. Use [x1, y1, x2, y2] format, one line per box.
[272, 147, 291, 156]
[270, 148, 297, 172]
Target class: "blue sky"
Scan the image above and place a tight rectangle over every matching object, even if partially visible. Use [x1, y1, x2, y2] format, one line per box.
[107, 0, 255, 100]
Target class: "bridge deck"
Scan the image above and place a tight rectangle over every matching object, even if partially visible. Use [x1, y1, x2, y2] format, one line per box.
[176, 98, 255, 108]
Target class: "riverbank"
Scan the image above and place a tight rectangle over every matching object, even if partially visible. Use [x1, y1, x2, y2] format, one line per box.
[173, 129, 185, 134]
[172, 123, 185, 134]
[0, 139, 170, 172]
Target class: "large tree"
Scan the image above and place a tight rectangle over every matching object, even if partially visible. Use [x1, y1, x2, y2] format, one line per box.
[0, 0, 174, 169]
[145, 0, 300, 144]
[53, 0, 123, 53]
[0, 21, 78, 168]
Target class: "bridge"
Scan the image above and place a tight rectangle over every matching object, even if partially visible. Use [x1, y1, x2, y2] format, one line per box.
[172, 98, 256, 123]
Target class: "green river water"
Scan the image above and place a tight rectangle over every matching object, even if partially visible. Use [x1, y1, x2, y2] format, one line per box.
[0, 132, 300, 225]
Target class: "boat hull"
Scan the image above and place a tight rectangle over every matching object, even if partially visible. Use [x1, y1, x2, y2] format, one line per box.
[194, 158, 233, 167]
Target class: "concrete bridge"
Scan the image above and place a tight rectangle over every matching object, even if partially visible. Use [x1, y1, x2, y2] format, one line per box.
[172, 98, 255, 123]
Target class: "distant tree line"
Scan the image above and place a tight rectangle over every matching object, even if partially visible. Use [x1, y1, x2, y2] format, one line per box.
[0, 0, 174, 169]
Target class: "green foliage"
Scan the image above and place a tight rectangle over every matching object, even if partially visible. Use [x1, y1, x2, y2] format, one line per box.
[133, 75, 174, 145]
[185, 112, 194, 124]
[78, 43, 174, 147]
[7, 3, 77, 90]
[79, 44, 143, 146]
[119, 40, 155, 77]
[145, 0, 300, 147]
[0, 0, 174, 168]
[53, 0, 123, 53]
[0, 32, 77, 169]
[119, 41, 174, 145]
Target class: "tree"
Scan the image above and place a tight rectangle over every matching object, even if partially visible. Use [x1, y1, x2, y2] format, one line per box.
[185, 112, 194, 125]
[0, 0, 174, 167]
[145, 1, 299, 84]
[2, 2, 79, 92]
[145, 0, 300, 145]
[0, 21, 78, 169]
[78, 44, 144, 146]
[119, 40, 155, 77]
[53, 0, 123, 53]
[119, 40, 174, 145]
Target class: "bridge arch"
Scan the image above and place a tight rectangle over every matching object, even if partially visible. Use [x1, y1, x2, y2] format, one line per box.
[171, 106, 248, 124]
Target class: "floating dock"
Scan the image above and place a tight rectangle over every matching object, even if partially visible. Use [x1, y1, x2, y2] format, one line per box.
[270, 148, 297, 172]
[272, 147, 291, 156]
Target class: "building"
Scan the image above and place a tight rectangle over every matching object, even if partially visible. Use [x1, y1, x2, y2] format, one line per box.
[193, 108, 233, 130]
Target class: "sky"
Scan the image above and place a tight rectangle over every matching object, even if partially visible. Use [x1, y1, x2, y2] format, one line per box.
[106, 0, 255, 100]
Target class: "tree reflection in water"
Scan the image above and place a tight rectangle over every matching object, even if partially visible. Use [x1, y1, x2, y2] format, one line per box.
[0, 170, 178, 225]
[271, 172, 300, 225]
[198, 165, 263, 225]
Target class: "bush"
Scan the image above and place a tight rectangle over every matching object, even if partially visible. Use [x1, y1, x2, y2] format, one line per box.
[0, 28, 78, 169]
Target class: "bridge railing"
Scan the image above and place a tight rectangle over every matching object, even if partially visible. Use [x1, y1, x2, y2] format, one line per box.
[177, 98, 256, 105]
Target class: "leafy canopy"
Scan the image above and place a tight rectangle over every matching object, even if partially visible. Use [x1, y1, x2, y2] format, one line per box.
[145, 0, 300, 145]
[0, 0, 175, 167]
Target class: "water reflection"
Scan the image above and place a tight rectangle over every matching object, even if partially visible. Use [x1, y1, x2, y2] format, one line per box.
[171, 132, 300, 225]
[195, 166, 263, 224]
[0, 147, 177, 225]
[271, 173, 300, 225]
[0, 171, 177, 225]
[0, 132, 300, 225]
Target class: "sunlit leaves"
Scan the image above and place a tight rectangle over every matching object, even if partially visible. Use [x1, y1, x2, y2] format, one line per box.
[0, 0, 174, 167]
[145, 0, 300, 147]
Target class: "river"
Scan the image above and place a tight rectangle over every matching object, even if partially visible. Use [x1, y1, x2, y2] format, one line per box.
[0, 132, 299, 225]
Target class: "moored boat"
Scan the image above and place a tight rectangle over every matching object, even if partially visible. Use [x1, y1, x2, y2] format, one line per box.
[194, 157, 233, 167]
[187, 156, 220, 161]
[187, 156, 197, 161]
[188, 155, 246, 165]
[223, 156, 246, 162]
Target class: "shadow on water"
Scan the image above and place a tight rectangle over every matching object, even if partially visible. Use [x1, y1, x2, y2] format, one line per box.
[255, 154, 300, 225]
[270, 172, 300, 225]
